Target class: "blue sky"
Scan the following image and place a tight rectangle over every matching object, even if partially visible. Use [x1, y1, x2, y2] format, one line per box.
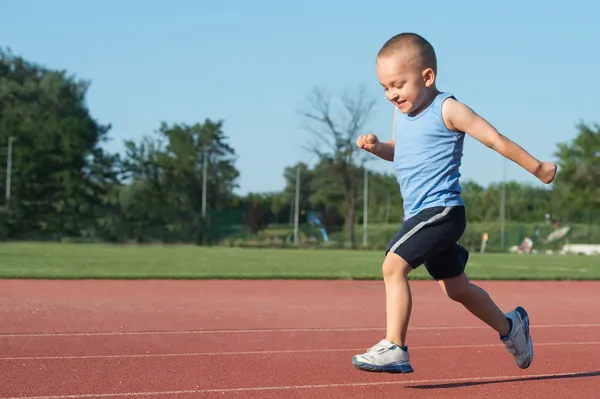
[2, 0, 599, 195]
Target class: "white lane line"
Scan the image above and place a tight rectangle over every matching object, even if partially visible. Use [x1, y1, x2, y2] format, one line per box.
[1, 323, 600, 338]
[1, 341, 599, 361]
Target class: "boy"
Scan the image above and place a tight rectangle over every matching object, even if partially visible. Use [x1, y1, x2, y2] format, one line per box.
[353, 32, 557, 373]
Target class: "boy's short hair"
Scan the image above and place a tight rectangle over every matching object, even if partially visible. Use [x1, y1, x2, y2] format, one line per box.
[377, 33, 437, 73]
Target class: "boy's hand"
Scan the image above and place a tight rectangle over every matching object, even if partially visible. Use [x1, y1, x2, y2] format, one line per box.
[535, 162, 557, 184]
[357, 134, 381, 153]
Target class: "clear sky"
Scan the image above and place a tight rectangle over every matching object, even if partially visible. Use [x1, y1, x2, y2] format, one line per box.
[2, 0, 599, 195]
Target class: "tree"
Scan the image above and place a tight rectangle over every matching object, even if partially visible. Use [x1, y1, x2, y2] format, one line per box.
[552, 122, 600, 219]
[298, 86, 377, 247]
[461, 181, 486, 222]
[241, 193, 272, 235]
[0, 47, 119, 240]
[364, 171, 403, 224]
[121, 119, 240, 243]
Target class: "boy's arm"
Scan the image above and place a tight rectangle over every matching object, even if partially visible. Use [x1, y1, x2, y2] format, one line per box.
[372, 141, 395, 162]
[442, 98, 557, 184]
[357, 134, 395, 162]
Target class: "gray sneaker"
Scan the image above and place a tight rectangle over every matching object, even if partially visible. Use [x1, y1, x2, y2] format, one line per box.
[352, 339, 414, 373]
[501, 306, 533, 369]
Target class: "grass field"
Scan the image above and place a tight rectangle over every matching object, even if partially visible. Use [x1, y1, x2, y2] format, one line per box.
[0, 242, 599, 280]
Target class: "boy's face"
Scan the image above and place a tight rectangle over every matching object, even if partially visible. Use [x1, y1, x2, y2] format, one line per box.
[376, 53, 435, 115]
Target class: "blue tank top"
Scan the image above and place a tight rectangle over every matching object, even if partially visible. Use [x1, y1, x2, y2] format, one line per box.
[393, 92, 464, 219]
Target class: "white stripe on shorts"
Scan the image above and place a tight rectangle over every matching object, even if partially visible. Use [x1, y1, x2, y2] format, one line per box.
[389, 206, 452, 254]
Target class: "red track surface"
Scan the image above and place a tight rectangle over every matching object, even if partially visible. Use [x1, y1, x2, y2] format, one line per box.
[1, 279, 599, 398]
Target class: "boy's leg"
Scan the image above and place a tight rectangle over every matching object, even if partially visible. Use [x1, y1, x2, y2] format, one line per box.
[352, 252, 414, 373]
[352, 206, 463, 373]
[437, 272, 510, 336]
[383, 252, 414, 346]
[352, 208, 445, 374]
[428, 246, 534, 369]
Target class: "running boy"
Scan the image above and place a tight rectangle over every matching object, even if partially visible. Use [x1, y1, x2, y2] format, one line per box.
[353, 32, 557, 373]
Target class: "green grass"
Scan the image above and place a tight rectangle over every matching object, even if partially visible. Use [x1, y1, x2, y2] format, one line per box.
[0, 242, 599, 280]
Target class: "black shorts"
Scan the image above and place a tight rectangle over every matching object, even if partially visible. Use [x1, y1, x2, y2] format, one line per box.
[385, 206, 469, 280]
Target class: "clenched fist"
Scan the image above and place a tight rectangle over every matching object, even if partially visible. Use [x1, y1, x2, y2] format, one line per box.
[356, 134, 381, 153]
[535, 162, 557, 184]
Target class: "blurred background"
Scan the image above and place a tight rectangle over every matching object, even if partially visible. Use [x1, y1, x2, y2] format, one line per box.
[1, 0, 599, 255]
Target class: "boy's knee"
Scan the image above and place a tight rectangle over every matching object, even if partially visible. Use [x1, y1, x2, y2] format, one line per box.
[439, 273, 470, 302]
[382, 252, 413, 279]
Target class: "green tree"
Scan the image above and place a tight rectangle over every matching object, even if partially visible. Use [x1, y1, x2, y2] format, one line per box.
[240, 193, 272, 235]
[461, 181, 487, 222]
[552, 122, 600, 220]
[364, 171, 403, 224]
[476, 181, 551, 223]
[0, 47, 118, 240]
[120, 119, 239, 243]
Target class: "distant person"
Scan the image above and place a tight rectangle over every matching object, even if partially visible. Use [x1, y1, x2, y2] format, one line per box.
[354, 32, 556, 373]
[518, 236, 533, 254]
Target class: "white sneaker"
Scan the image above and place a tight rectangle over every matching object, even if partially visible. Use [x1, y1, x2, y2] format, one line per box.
[501, 306, 533, 369]
[352, 339, 414, 373]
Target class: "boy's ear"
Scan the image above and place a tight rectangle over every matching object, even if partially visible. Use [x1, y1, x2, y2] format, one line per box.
[422, 68, 435, 87]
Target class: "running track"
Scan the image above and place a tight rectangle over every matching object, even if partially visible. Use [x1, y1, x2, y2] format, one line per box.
[1, 279, 599, 398]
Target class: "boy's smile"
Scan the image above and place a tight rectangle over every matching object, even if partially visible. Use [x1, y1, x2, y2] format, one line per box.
[376, 53, 437, 116]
